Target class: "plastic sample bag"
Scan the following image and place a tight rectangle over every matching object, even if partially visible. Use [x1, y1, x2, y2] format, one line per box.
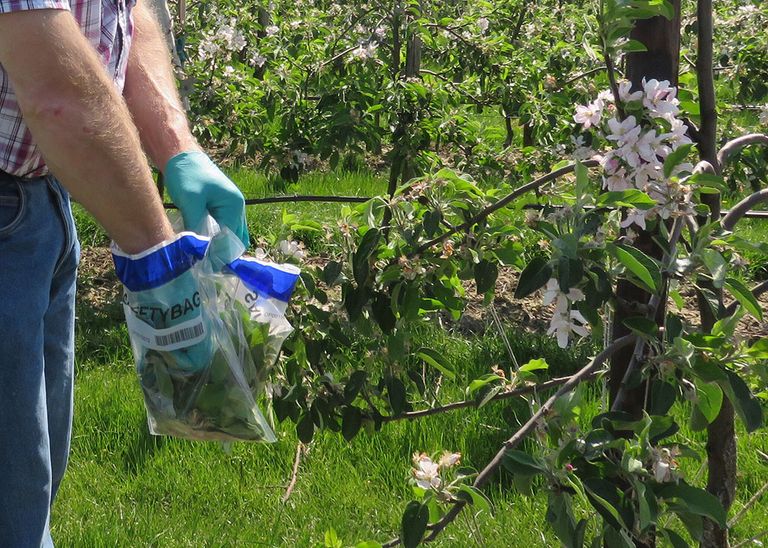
[112, 228, 300, 442]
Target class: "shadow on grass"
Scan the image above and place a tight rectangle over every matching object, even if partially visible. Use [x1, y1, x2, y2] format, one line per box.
[121, 421, 167, 477]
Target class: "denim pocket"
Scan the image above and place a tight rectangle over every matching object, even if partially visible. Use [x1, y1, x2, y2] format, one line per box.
[0, 179, 25, 237]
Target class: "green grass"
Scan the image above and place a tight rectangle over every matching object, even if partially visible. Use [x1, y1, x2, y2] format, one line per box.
[60, 168, 768, 546]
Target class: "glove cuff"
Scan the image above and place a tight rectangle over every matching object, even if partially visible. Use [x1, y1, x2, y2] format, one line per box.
[164, 150, 212, 174]
[112, 232, 210, 292]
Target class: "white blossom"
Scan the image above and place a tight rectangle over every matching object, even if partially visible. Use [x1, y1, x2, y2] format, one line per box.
[642, 78, 680, 119]
[265, 25, 279, 36]
[249, 51, 267, 68]
[412, 453, 441, 490]
[278, 240, 305, 260]
[350, 42, 378, 61]
[618, 81, 643, 103]
[620, 208, 648, 230]
[438, 452, 461, 469]
[477, 17, 490, 34]
[547, 308, 590, 349]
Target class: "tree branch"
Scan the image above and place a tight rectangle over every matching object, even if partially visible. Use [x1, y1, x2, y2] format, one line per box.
[409, 160, 600, 257]
[381, 335, 636, 547]
[376, 374, 593, 423]
[717, 133, 768, 169]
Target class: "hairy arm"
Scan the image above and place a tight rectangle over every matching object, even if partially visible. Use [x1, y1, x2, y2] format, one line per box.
[0, 9, 173, 253]
[123, 1, 199, 171]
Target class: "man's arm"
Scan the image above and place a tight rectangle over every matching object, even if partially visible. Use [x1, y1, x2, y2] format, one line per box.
[0, 9, 173, 253]
[122, 2, 250, 244]
[123, 1, 198, 170]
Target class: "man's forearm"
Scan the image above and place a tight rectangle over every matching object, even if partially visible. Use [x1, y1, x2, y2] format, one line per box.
[0, 10, 173, 253]
[123, 1, 199, 171]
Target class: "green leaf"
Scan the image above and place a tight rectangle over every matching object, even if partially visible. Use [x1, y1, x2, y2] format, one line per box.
[387, 377, 408, 416]
[700, 249, 727, 288]
[502, 450, 545, 476]
[417, 347, 456, 380]
[725, 277, 762, 321]
[324, 528, 342, 548]
[662, 529, 690, 548]
[610, 244, 660, 292]
[401, 501, 429, 548]
[659, 484, 727, 527]
[622, 316, 659, 337]
[622, 39, 648, 53]
[344, 370, 368, 404]
[456, 485, 493, 515]
[474, 259, 499, 294]
[342, 406, 363, 441]
[474, 383, 504, 409]
[721, 370, 763, 432]
[518, 358, 549, 381]
[546, 492, 579, 548]
[664, 143, 693, 178]
[322, 261, 342, 286]
[583, 478, 629, 531]
[596, 189, 656, 209]
[353, 228, 381, 286]
[371, 292, 396, 333]
[296, 413, 314, 444]
[695, 381, 723, 424]
[514, 256, 552, 298]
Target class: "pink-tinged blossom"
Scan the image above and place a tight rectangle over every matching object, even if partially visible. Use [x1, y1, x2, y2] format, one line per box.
[606, 115, 641, 146]
[574, 100, 604, 129]
[603, 167, 632, 191]
[618, 129, 658, 168]
[600, 152, 621, 174]
[642, 79, 680, 119]
[620, 208, 648, 230]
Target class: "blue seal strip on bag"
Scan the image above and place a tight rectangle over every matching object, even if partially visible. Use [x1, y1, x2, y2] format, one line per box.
[112, 233, 210, 292]
[227, 257, 301, 303]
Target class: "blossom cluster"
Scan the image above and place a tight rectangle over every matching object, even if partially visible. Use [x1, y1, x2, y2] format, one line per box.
[543, 278, 589, 349]
[574, 79, 695, 232]
[410, 451, 461, 491]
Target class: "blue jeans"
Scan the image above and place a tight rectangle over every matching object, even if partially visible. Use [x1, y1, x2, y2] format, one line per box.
[0, 174, 79, 547]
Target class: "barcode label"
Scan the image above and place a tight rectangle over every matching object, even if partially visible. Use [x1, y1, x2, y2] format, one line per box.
[124, 305, 207, 351]
[154, 323, 205, 347]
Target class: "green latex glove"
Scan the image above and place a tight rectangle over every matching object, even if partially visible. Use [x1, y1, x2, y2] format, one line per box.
[164, 151, 250, 246]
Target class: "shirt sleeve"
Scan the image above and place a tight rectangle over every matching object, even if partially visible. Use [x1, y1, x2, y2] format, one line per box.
[0, 0, 70, 14]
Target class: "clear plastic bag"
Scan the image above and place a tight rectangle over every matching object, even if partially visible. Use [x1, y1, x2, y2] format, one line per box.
[114, 225, 300, 442]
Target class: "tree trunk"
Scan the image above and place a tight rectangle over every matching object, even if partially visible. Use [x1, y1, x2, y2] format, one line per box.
[694, 2, 736, 546]
[610, 3, 682, 420]
[609, 5, 681, 548]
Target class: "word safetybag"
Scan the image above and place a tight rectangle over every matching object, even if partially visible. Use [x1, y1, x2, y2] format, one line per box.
[112, 229, 299, 442]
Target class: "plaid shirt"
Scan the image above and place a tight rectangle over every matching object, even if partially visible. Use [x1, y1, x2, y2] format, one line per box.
[0, 0, 134, 177]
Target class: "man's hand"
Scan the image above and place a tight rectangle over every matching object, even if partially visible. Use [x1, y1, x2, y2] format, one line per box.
[164, 151, 250, 245]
